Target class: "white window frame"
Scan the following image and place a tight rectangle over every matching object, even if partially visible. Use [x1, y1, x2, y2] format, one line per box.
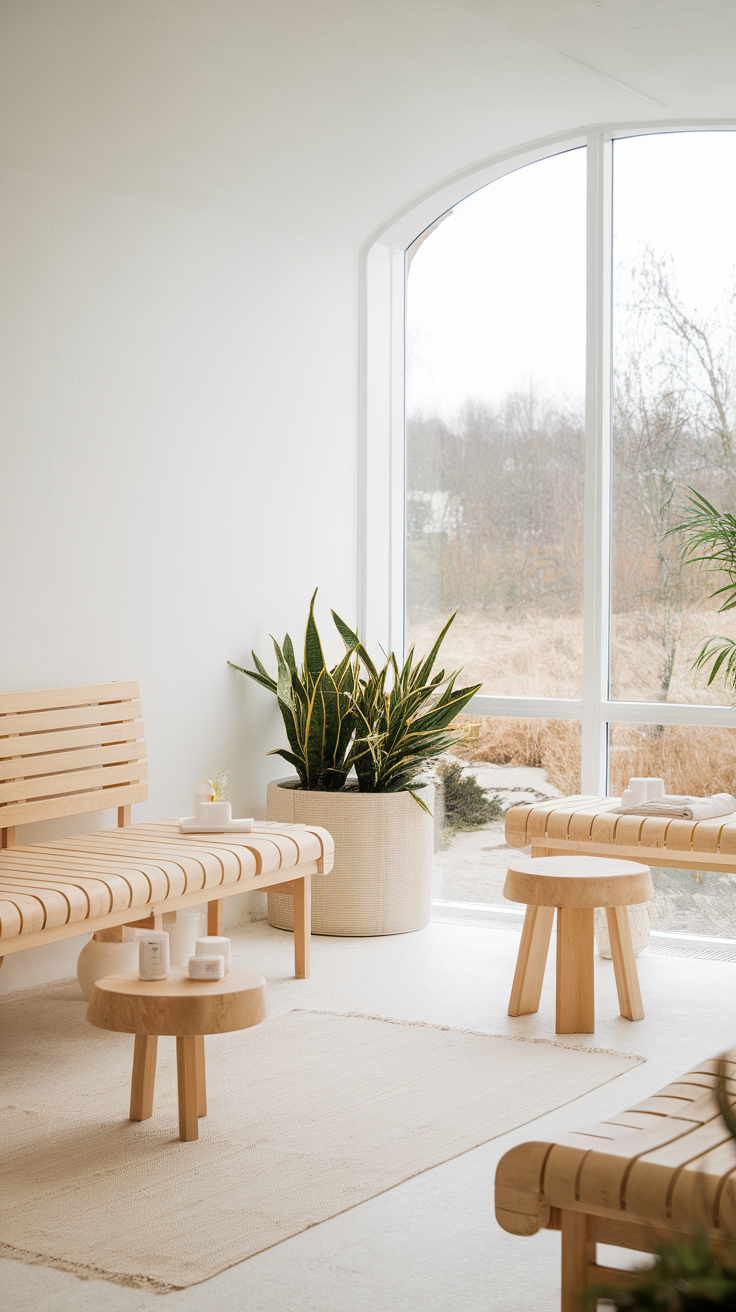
[361, 120, 736, 795]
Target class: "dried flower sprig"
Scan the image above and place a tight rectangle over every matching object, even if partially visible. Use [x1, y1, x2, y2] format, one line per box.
[209, 767, 229, 802]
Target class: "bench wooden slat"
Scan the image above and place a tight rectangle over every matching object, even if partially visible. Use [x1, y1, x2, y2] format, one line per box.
[0, 681, 140, 716]
[0, 759, 147, 805]
[0, 739, 147, 784]
[0, 718, 144, 759]
[0, 700, 142, 743]
[0, 783, 148, 830]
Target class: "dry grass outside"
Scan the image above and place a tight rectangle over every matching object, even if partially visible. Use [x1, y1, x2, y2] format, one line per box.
[409, 607, 736, 705]
[452, 716, 582, 796]
[608, 723, 736, 799]
[451, 716, 736, 801]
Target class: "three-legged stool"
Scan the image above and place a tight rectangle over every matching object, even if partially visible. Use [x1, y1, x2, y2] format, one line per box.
[87, 966, 268, 1139]
[503, 855, 654, 1034]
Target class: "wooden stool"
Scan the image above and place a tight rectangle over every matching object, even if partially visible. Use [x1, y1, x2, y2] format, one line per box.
[503, 855, 654, 1034]
[86, 967, 268, 1140]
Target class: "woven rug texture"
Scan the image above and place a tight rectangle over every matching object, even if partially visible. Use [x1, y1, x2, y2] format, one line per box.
[0, 979, 642, 1289]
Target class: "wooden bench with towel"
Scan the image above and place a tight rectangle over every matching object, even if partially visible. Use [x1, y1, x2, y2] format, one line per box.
[0, 680, 333, 977]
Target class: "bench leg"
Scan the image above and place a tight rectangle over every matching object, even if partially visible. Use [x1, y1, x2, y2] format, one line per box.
[561, 1210, 594, 1312]
[207, 899, 223, 936]
[176, 1036, 200, 1141]
[195, 1034, 207, 1117]
[293, 874, 311, 979]
[130, 1034, 158, 1121]
[606, 906, 645, 1021]
[556, 907, 595, 1033]
[508, 905, 554, 1016]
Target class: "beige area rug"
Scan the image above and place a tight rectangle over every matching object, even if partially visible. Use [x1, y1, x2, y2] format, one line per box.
[0, 980, 643, 1290]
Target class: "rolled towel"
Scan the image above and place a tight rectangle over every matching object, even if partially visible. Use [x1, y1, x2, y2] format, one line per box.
[614, 792, 736, 821]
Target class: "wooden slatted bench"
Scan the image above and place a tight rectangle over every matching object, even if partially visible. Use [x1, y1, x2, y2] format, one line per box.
[505, 793, 736, 875]
[495, 1049, 736, 1310]
[0, 680, 334, 978]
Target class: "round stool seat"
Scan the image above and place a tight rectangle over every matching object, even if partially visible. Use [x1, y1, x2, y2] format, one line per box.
[87, 966, 268, 1035]
[504, 855, 654, 910]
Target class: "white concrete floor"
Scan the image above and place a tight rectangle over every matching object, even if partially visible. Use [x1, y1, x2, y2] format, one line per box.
[3, 918, 736, 1311]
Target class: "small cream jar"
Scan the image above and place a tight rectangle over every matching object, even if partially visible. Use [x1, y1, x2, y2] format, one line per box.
[188, 955, 225, 980]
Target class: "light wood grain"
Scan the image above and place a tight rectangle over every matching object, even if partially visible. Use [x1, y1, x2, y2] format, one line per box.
[207, 899, 223, 936]
[130, 1034, 157, 1120]
[176, 1036, 200, 1140]
[507, 905, 554, 1016]
[495, 1042, 736, 1305]
[504, 855, 653, 909]
[606, 905, 645, 1021]
[86, 967, 268, 1036]
[0, 680, 140, 716]
[556, 908, 595, 1034]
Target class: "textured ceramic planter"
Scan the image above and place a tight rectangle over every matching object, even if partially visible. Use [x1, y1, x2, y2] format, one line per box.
[266, 777, 435, 936]
[595, 903, 651, 958]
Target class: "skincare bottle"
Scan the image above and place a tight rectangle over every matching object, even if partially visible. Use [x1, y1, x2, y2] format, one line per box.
[138, 931, 170, 981]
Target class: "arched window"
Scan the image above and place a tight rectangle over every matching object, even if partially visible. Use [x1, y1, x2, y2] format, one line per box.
[363, 127, 736, 930]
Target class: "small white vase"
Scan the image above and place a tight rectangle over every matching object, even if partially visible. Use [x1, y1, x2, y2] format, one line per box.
[76, 936, 139, 999]
[595, 904, 651, 959]
[196, 801, 232, 828]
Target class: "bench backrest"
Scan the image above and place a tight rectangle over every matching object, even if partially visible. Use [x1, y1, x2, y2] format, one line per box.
[0, 680, 147, 842]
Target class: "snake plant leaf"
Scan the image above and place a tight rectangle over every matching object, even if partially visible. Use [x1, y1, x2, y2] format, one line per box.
[331, 610, 380, 680]
[282, 633, 298, 676]
[227, 659, 276, 693]
[304, 588, 325, 684]
[412, 611, 457, 688]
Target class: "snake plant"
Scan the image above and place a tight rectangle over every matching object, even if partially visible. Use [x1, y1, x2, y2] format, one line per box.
[229, 594, 480, 803]
[228, 590, 359, 791]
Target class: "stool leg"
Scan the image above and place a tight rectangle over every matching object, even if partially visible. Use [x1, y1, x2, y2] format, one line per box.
[606, 906, 645, 1021]
[176, 1036, 200, 1141]
[508, 905, 555, 1016]
[195, 1034, 207, 1117]
[130, 1034, 158, 1121]
[556, 907, 595, 1033]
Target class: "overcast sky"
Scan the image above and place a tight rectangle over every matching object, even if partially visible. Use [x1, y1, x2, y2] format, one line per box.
[406, 131, 736, 420]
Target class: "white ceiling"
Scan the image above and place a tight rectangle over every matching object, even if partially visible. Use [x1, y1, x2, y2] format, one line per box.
[1, 0, 734, 237]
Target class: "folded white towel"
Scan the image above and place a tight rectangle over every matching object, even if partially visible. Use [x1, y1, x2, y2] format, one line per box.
[614, 792, 736, 821]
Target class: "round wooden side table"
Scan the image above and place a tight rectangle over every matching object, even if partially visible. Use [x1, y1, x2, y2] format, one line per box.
[503, 855, 654, 1034]
[86, 967, 268, 1140]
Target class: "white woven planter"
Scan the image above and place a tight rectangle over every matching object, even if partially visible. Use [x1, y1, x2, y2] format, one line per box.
[266, 777, 434, 936]
[595, 903, 651, 958]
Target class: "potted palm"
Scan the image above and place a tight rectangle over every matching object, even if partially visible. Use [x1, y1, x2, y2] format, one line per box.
[229, 592, 479, 935]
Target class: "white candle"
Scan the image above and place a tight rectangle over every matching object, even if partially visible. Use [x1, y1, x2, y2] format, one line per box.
[195, 935, 231, 974]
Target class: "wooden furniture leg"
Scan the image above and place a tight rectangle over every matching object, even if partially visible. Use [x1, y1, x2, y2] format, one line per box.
[1, 826, 15, 848]
[508, 905, 555, 1016]
[606, 905, 645, 1021]
[130, 1034, 158, 1121]
[176, 1036, 200, 1141]
[195, 1034, 207, 1117]
[207, 899, 223, 936]
[556, 907, 595, 1033]
[118, 805, 131, 827]
[561, 1210, 594, 1312]
[293, 874, 311, 979]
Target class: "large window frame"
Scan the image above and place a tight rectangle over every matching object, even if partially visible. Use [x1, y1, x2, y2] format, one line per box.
[361, 121, 736, 796]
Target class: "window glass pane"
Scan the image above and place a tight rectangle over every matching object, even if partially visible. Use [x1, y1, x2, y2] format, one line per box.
[610, 132, 736, 703]
[434, 717, 581, 905]
[609, 721, 736, 934]
[406, 149, 586, 697]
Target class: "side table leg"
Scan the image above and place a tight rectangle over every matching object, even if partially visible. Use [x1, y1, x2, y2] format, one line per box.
[195, 1034, 207, 1117]
[556, 907, 595, 1033]
[293, 874, 311, 979]
[606, 906, 645, 1021]
[176, 1036, 200, 1141]
[130, 1034, 158, 1121]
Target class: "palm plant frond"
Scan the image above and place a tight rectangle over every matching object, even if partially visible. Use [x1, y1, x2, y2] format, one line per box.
[670, 489, 736, 695]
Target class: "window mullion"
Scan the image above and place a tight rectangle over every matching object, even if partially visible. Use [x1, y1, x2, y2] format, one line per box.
[580, 132, 613, 795]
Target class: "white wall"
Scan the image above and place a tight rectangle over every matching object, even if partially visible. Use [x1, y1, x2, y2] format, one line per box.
[0, 166, 358, 990]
